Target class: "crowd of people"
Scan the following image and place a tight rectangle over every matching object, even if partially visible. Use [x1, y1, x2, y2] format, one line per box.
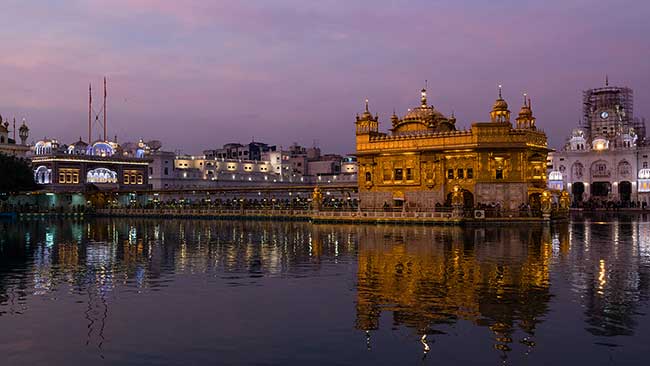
[573, 198, 648, 210]
[129, 197, 359, 211]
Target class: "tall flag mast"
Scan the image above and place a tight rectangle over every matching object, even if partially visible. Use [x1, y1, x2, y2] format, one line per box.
[103, 77, 107, 141]
[88, 83, 92, 143]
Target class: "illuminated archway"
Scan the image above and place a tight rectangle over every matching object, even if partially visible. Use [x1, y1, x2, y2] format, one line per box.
[33, 165, 52, 184]
[87, 168, 118, 184]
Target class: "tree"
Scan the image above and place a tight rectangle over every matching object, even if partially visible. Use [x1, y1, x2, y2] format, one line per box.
[0, 153, 38, 194]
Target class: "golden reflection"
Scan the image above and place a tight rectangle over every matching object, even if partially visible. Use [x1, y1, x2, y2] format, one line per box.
[354, 224, 554, 359]
[598, 259, 607, 295]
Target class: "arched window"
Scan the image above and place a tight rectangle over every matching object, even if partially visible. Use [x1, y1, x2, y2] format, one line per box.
[33, 166, 52, 184]
[365, 172, 372, 182]
[87, 168, 118, 184]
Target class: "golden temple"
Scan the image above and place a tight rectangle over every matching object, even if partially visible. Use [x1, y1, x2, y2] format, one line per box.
[355, 86, 549, 210]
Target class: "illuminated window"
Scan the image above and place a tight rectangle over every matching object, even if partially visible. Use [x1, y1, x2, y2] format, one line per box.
[406, 168, 413, 180]
[394, 168, 403, 181]
[496, 169, 503, 180]
[59, 172, 65, 183]
[34, 166, 52, 184]
[467, 168, 473, 179]
[447, 169, 454, 179]
[457, 169, 464, 179]
[365, 172, 371, 182]
[137, 174, 143, 184]
[87, 168, 118, 184]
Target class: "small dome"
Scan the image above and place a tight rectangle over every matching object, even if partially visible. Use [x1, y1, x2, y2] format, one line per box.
[87, 141, 116, 157]
[493, 97, 508, 111]
[518, 104, 531, 117]
[357, 99, 377, 122]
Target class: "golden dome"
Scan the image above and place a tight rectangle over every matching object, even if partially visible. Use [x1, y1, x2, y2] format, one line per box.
[517, 104, 531, 118]
[491, 84, 509, 111]
[403, 106, 445, 122]
[357, 99, 377, 121]
[490, 85, 511, 123]
[515, 95, 536, 129]
[493, 98, 508, 111]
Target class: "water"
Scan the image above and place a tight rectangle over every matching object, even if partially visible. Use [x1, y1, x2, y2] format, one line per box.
[1, 215, 650, 365]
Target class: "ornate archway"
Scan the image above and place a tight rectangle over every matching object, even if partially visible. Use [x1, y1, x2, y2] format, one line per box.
[619, 181, 632, 202]
[572, 182, 585, 202]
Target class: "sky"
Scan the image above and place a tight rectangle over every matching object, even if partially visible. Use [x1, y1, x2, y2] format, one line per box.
[1, 0, 649, 155]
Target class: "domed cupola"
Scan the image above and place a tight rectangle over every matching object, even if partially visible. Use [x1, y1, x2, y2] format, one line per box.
[18, 119, 29, 145]
[393, 86, 454, 135]
[515, 93, 536, 130]
[390, 109, 400, 128]
[67, 137, 88, 155]
[490, 84, 511, 123]
[0, 115, 9, 133]
[355, 99, 379, 135]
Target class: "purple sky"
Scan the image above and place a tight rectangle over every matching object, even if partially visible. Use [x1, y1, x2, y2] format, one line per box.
[1, 0, 649, 155]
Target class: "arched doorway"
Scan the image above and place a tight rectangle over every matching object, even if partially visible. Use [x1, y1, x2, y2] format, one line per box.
[463, 190, 474, 208]
[445, 190, 474, 208]
[591, 182, 611, 198]
[619, 181, 632, 202]
[572, 182, 585, 202]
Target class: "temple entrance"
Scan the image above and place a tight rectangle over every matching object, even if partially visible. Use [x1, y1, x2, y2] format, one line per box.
[591, 182, 611, 198]
[619, 181, 632, 202]
[463, 191, 474, 208]
[445, 190, 474, 208]
[529, 193, 541, 212]
[572, 182, 585, 202]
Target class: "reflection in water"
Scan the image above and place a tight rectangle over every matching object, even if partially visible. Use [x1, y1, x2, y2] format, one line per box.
[0, 219, 358, 314]
[564, 215, 650, 338]
[0, 217, 649, 365]
[354, 224, 554, 361]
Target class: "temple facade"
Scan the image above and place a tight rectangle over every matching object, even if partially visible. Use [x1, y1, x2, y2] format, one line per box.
[31, 139, 151, 194]
[355, 86, 549, 210]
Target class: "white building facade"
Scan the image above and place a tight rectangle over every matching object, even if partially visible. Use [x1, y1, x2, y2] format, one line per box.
[548, 82, 649, 205]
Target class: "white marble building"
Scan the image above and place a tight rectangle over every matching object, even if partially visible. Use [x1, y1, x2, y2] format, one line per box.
[548, 81, 649, 205]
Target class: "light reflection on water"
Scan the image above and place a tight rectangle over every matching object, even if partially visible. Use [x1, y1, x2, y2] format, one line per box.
[0, 215, 649, 365]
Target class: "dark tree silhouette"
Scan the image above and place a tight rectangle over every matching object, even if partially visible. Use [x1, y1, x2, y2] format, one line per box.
[0, 153, 37, 194]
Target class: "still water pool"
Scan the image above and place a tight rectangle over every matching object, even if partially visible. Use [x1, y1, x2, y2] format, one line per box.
[1, 216, 650, 365]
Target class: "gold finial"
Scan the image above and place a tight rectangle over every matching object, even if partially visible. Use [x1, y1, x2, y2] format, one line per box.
[498, 84, 503, 99]
[365, 98, 369, 112]
[523, 92, 527, 105]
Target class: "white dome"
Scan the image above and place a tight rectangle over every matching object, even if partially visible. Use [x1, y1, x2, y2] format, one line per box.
[548, 171, 563, 181]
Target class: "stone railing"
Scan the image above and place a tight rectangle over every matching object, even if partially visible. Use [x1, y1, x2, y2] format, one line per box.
[312, 210, 453, 219]
[97, 208, 313, 216]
